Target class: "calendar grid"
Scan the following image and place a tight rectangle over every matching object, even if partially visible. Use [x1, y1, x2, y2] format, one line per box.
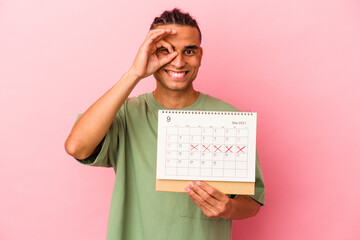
[165, 126, 250, 180]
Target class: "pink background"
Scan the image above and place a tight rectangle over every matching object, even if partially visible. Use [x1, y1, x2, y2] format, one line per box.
[1, 0, 360, 239]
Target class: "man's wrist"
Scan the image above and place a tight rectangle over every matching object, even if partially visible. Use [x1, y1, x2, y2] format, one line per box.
[223, 198, 235, 219]
[124, 69, 143, 84]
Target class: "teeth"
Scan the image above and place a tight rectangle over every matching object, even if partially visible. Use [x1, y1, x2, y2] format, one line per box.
[168, 71, 186, 77]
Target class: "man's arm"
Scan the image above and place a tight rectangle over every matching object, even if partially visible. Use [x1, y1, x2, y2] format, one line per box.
[65, 29, 178, 160]
[185, 181, 261, 220]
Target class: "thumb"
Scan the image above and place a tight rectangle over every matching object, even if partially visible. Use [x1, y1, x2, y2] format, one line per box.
[159, 51, 178, 67]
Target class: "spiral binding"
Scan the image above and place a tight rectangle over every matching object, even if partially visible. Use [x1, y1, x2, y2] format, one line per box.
[161, 110, 254, 116]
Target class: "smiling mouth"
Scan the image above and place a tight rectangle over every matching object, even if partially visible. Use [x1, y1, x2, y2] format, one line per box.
[165, 70, 189, 79]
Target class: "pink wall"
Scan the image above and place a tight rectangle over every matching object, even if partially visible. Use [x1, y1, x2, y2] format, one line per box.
[1, 0, 359, 239]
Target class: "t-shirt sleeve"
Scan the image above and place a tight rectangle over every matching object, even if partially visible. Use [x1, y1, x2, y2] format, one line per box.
[250, 150, 266, 205]
[74, 109, 125, 169]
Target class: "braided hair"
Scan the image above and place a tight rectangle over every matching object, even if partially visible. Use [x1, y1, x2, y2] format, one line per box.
[150, 8, 202, 42]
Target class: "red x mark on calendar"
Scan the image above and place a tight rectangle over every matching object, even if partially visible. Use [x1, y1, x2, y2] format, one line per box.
[190, 144, 199, 151]
[225, 145, 233, 153]
[214, 145, 222, 152]
[202, 145, 210, 152]
[237, 146, 246, 153]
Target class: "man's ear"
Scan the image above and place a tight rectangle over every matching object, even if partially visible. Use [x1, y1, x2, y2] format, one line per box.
[199, 47, 203, 66]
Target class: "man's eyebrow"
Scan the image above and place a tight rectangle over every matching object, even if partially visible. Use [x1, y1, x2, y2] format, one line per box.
[184, 45, 199, 50]
[164, 44, 176, 51]
[159, 45, 199, 51]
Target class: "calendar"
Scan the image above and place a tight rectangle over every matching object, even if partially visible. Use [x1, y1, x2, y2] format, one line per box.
[156, 110, 257, 183]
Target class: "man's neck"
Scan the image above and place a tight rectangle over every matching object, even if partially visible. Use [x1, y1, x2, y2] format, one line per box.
[153, 87, 200, 109]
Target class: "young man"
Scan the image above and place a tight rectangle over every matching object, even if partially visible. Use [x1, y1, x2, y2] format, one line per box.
[65, 8, 265, 240]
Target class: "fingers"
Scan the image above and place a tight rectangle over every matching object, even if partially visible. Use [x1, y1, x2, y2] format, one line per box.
[155, 39, 173, 53]
[158, 51, 178, 67]
[191, 181, 228, 203]
[185, 181, 232, 219]
[154, 39, 178, 66]
[129, 28, 176, 79]
[185, 184, 219, 217]
[146, 28, 176, 41]
[195, 181, 227, 201]
[142, 28, 176, 51]
[189, 182, 219, 206]
[152, 39, 174, 57]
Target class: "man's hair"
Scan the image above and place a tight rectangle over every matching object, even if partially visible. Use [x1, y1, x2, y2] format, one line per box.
[150, 8, 202, 42]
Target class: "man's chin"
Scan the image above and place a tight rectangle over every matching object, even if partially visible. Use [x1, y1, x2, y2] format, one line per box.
[156, 80, 193, 92]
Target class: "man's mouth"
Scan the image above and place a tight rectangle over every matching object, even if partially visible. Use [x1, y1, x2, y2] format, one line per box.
[165, 70, 188, 79]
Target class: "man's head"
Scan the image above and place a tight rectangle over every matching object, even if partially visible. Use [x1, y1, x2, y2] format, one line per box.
[151, 9, 203, 93]
[150, 8, 202, 43]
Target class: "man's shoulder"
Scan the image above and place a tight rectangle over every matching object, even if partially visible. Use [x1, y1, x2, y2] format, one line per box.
[119, 92, 161, 116]
[198, 93, 239, 111]
[123, 93, 152, 108]
[126, 92, 149, 102]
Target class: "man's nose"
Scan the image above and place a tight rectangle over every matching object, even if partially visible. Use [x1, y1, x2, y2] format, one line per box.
[170, 52, 185, 68]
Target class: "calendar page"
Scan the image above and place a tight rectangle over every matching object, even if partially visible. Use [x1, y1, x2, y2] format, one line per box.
[156, 110, 257, 182]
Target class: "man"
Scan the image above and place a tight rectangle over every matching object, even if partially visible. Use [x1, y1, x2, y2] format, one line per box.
[65, 8, 265, 240]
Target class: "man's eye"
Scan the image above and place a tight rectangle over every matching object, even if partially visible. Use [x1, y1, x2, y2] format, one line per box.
[161, 48, 170, 54]
[185, 50, 195, 55]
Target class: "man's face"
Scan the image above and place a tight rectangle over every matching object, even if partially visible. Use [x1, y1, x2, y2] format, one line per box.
[153, 25, 202, 92]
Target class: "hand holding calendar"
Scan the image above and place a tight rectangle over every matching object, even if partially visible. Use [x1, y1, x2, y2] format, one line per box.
[185, 181, 233, 219]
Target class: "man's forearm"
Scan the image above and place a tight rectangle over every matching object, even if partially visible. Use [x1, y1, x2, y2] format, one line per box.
[227, 195, 261, 220]
[65, 71, 140, 160]
[65, 29, 179, 160]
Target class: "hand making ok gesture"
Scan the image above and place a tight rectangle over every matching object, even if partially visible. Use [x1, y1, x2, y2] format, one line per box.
[129, 28, 179, 80]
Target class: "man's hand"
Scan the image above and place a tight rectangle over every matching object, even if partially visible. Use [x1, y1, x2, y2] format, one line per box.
[185, 181, 233, 219]
[185, 181, 261, 220]
[129, 28, 179, 80]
